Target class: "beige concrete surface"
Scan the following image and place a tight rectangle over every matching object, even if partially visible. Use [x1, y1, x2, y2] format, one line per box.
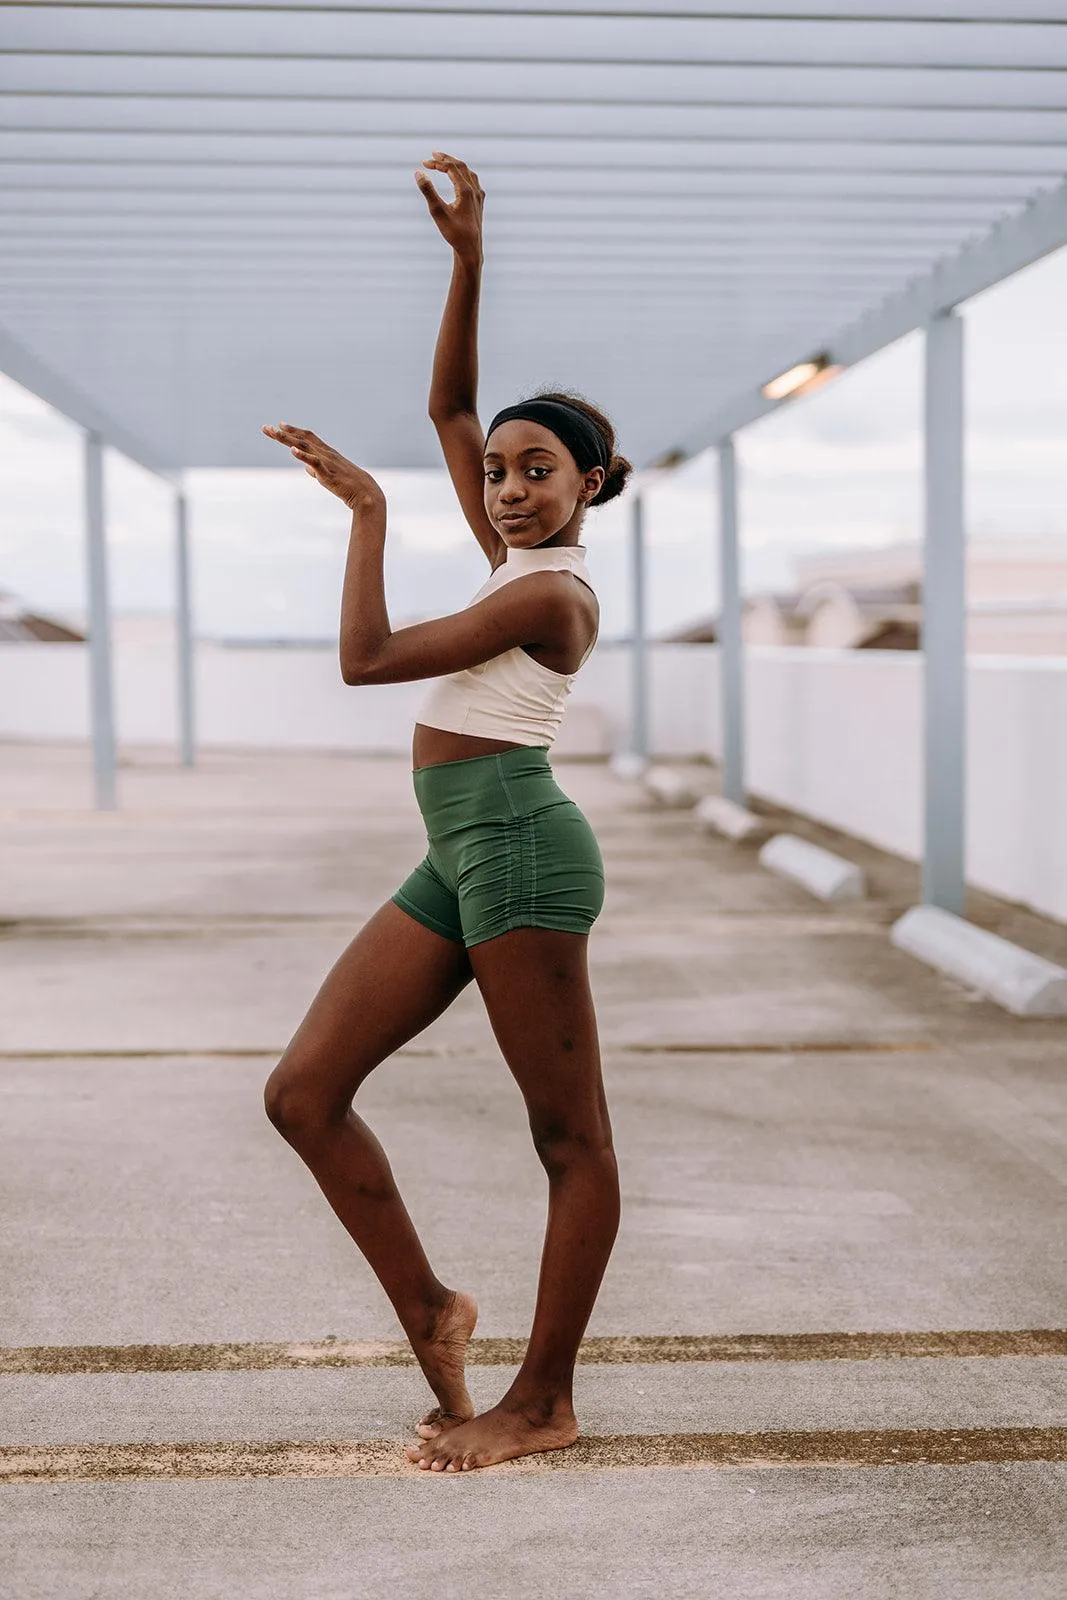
[2, 742, 1066, 1598]
[5, 1358, 1067, 1446]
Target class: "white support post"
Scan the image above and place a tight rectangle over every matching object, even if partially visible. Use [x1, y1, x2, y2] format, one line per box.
[922, 310, 966, 914]
[629, 491, 649, 763]
[84, 430, 117, 811]
[175, 486, 196, 768]
[717, 437, 744, 805]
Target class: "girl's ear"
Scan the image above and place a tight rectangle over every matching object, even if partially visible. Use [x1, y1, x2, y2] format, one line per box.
[581, 467, 606, 503]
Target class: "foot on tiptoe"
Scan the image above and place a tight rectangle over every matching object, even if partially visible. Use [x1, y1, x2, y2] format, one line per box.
[405, 1397, 579, 1472]
[409, 1289, 478, 1439]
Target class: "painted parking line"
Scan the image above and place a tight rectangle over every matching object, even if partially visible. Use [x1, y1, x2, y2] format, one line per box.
[3, 1329, 1065, 1376]
[0, 1040, 937, 1060]
[3, 1427, 1066, 1484]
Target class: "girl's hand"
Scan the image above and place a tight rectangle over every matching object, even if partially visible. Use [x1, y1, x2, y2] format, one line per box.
[262, 424, 385, 514]
[415, 151, 484, 260]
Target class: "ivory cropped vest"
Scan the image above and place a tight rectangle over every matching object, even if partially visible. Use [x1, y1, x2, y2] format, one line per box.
[415, 544, 598, 748]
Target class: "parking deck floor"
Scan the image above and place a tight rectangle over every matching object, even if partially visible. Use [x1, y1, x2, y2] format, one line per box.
[2, 744, 1065, 1598]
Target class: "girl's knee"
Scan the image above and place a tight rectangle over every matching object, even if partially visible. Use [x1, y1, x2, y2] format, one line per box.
[530, 1114, 614, 1179]
[264, 1057, 342, 1142]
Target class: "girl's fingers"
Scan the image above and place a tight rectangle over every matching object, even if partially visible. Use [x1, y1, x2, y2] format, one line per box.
[438, 162, 467, 204]
[427, 151, 476, 194]
[273, 424, 335, 458]
[263, 425, 361, 500]
[264, 422, 312, 445]
[415, 171, 448, 216]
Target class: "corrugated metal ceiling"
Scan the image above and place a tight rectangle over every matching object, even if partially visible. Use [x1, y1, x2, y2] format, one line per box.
[1, 1, 1065, 469]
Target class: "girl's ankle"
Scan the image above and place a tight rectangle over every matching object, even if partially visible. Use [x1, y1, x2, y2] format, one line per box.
[502, 1384, 575, 1420]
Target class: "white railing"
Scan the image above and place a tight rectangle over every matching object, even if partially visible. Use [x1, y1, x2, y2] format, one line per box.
[3, 640, 1065, 925]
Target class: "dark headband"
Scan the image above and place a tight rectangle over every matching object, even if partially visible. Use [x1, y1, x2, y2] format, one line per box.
[485, 399, 611, 477]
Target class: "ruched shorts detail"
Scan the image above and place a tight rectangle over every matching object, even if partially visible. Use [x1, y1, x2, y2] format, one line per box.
[391, 747, 605, 949]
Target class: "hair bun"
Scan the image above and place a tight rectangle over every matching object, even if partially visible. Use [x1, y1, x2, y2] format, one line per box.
[591, 452, 634, 508]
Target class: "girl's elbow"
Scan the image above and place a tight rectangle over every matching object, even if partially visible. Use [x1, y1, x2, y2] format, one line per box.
[341, 653, 397, 686]
[340, 656, 372, 686]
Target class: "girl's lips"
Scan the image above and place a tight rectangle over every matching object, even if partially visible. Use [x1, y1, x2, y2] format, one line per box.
[499, 513, 532, 525]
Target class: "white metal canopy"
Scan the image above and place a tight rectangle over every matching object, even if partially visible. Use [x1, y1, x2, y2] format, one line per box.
[2, 0, 1066, 472]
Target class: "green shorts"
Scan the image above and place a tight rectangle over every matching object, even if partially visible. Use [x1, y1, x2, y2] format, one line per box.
[392, 746, 605, 949]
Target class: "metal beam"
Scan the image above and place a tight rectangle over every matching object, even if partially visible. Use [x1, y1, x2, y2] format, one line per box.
[0, 194, 1017, 211]
[0, 319, 174, 476]
[5, 89, 1066, 111]
[629, 492, 649, 764]
[8, 123, 1066, 151]
[6, 5, 1066, 23]
[673, 172, 1067, 461]
[2, 155, 1057, 177]
[0, 182, 1031, 202]
[0, 217, 989, 236]
[175, 486, 196, 769]
[0, 291, 878, 313]
[0, 257, 944, 277]
[84, 429, 117, 811]
[717, 438, 744, 806]
[2, 51, 1063, 73]
[0, 236, 978, 258]
[921, 310, 966, 914]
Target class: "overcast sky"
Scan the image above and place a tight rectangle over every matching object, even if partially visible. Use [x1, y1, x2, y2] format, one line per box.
[1, 245, 1064, 642]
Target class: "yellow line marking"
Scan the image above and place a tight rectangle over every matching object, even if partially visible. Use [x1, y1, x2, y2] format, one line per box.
[0, 1041, 937, 1061]
[3, 1330, 1065, 1376]
[3, 1428, 1066, 1484]
[0, 1049, 280, 1061]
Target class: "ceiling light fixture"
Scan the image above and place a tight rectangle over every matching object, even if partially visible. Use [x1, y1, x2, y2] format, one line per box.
[760, 352, 843, 402]
[651, 448, 688, 471]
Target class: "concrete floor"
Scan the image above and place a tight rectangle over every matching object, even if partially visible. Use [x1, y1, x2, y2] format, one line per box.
[2, 742, 1066, 1598]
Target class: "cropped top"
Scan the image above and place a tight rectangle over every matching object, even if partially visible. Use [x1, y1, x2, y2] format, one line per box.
[415, 543, 599, 748]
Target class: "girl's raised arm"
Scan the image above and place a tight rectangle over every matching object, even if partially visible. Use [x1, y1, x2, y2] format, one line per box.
[416, 151, 504, 567]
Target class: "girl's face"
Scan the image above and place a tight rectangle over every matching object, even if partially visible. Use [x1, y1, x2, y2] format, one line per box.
[483, 420, 605, 547]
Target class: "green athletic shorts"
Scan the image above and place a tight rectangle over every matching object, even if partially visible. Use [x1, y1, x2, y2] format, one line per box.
[392, 746, 605, 949]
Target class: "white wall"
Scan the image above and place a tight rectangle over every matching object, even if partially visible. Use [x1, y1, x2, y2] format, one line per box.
[739, 647, 1067, 928]
[3, 640, 1066, 925]
[0, 640, 702, 760]
[744, 648, 922, 860]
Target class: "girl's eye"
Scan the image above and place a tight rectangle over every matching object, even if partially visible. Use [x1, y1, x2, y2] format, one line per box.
[527, 467, 550, 480]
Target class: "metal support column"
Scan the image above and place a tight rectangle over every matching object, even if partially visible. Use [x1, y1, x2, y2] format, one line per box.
[717, 437, 745, 804]
[175, 485, 196, 767]
[922, 310, 966, 913]
[84, 430, 117, 810]
[629, 491, 649, 763]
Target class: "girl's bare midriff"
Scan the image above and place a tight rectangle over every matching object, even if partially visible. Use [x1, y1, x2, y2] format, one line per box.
[412, 723, 525, 770]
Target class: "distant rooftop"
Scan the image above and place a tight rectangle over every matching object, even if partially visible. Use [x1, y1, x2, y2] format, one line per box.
[0, 589, 84, 644]
[665, 536, 1067, 653]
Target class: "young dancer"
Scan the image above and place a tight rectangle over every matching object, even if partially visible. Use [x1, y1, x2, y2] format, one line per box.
[262, 152, 632, 1472]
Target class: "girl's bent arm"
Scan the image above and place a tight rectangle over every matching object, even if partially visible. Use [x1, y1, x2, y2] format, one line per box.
[343, 573, 577, 688]
[417, 153, 503, 567]
[260, 422, 395, 685]
[428, 258, 499, 562]
[337, 496, 392, 685]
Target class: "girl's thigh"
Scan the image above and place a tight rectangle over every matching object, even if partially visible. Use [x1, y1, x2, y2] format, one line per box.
[467, 927, 609, 1136]
[272, 900, 474, 1114]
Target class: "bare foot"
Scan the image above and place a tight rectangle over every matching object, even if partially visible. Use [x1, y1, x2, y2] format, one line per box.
[405, 1397, 578, 1472]
[408, 1289, 478, 1440]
